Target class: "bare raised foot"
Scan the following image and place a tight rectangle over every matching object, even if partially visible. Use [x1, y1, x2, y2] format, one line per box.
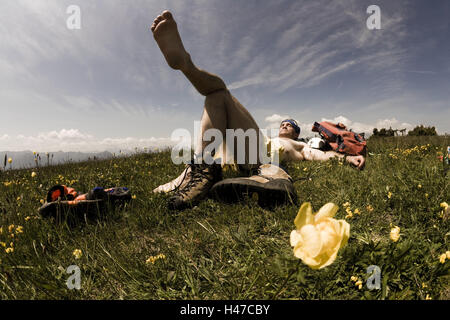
[151, 10, 190, 71]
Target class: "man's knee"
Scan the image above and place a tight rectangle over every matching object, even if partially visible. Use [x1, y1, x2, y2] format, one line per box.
[204, 89, 231, 107]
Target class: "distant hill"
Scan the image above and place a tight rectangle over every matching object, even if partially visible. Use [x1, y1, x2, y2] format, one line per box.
[0, 150, 114, 170]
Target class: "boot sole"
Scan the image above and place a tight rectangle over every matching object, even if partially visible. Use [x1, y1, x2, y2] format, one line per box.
[210, 178, 297, 208]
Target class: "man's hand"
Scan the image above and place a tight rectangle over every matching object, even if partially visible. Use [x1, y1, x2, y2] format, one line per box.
[346, 155, 366, 170]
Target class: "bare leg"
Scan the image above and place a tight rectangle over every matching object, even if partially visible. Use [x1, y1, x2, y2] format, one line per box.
[197, 90, 261, 167]
[153, 90, 261, 193]
[151, 10, 226, 96]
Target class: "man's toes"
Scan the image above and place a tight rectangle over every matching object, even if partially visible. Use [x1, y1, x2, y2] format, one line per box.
[161, 10, 173, 20]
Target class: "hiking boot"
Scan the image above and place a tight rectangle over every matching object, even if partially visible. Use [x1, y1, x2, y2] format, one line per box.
[210, 164, 297, 208]
[168, 162, 222, 210]
[153, 165, 193, 194]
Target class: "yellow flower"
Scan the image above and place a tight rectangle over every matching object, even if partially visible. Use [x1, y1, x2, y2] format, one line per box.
[146, 253, 166, 265]
[345, 207, 353, 219]
[417, 184, 422, 189]
[446, 251, 450, 259]
[73, 249, 83, 259]
[0, 242, 6, 247]
[5, 247, 14, 254]
[366, 205, 374, 212]
[40, 199, 45, 204]
[25, 216, 31, 221]
[350, 276, 358, 282]
[15, 226, 23, 234]
[387, 192, 392, 199]
[131, 195, 137, 200]
[290, 202, 350, 270]
[31, 172, 37, 178]
[390, 226, 401, 242]
[0, 227, 2, 234]
[8, 158, 12, 164]
[440, 202, 449, 210]
[354, 208, 360, 215]
[343, 202, 350, 208]
[425, 294, 432, 300]
[421, 282, 427, 289]
[8, 225, 15, 233]
[439, 253, 446, 264]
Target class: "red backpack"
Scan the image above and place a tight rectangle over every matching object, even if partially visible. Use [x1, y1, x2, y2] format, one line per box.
[312, 121, 367, 156]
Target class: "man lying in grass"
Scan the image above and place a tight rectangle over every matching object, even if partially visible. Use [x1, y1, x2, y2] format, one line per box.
[150, 11, 366, 210]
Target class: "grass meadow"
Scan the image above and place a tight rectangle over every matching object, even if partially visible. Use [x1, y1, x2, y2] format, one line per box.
[0, 136, 449, 300]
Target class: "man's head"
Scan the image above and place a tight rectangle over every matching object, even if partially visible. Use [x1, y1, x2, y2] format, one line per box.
[279, 119, 300, 140]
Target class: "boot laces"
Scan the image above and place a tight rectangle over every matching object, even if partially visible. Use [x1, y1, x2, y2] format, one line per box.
[174, 163, 215, 197]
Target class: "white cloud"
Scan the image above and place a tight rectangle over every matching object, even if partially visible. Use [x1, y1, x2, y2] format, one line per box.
[321, 116, 413, 135]
[1, 129, 178, 153]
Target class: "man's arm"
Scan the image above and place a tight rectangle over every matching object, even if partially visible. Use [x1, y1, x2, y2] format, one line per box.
[277, 138, 366, 170]
[301, 145, 366, 170]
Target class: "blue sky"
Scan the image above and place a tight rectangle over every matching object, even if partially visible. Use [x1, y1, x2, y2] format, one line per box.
[0, 0, 449, 152]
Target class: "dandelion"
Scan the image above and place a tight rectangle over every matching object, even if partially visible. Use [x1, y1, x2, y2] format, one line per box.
[390, 226, 401, 242]
[73, 249, 83, 259]
[439, 253, 446, 264]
